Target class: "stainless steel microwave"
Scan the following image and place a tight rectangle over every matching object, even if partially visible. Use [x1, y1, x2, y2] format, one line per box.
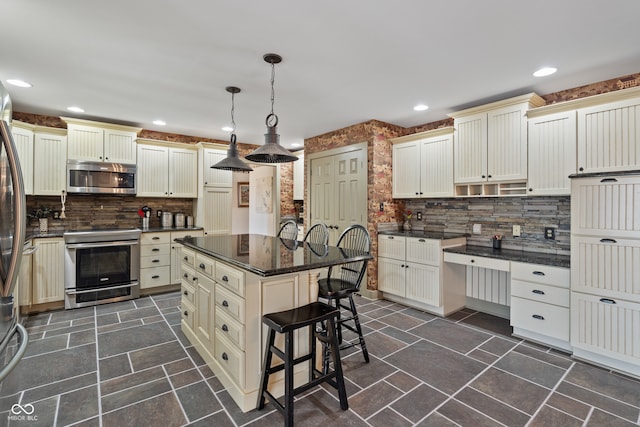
[67, 160, 136, 195]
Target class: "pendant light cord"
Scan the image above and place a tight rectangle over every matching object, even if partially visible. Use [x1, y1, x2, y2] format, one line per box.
[266, 60, 278, 128]
[230, 90, 236, 134]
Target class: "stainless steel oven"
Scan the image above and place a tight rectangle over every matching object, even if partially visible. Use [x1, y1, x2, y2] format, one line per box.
[64, 229, 141, 309]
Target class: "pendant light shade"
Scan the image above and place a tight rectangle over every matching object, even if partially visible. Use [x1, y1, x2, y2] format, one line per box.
[245, 53, 298, 164]
[211, 86, 252, 172]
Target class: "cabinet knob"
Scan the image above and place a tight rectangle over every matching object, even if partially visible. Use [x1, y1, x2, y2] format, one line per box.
[221, 352, 228, 361]
[532, 289, 545, 295]
[470, 259, 475, 263]
[532, 314, 545, 320]
[99, 156, 103, 160]
[183, 273, 188, 278]
[184, 311, 188, 316]
[204, 182, 208, 185]
[487, 175, 492, 178]
[600, 298, 616, 304]
[532, 271, 545, 276]
[599, 238, 617, 244]
[222, 300, 229, 307]
[579, 167, 584, 172]
[528, 188, 533, 192]
[105, 157, 109, 160]
[222, 324, 228, 332]
[481, 175, 486, 179]
[415, 192, 419, 195]
[184, 256, 188, 261]
[222, 275, 229, 282]
[419, 192, 423, 195]
[199, 263, 205, 269]
[183, 290, 188, 296]
[192, 276, 197, 281]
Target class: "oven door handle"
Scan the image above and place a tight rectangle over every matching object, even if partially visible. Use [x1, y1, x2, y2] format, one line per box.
[65, 282, 139, 295]
[65, 240, 139, 249]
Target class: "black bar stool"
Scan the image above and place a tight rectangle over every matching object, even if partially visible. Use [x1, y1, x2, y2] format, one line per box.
[256, 301, 348, 426]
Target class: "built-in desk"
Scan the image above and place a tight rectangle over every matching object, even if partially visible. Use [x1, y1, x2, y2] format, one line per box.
[176, 234, 371, 412]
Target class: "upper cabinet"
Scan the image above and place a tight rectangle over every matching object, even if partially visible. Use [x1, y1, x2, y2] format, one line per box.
[526, 109, 577, 196]
[62, 117, 141, 164]
[137, 139, 198, 198]
[293, 150, 304, 200]
[391, 127, 454, 198]
[450, 93, 545, 196]
[199, 143, 233, 188]
[33, 127, 67, 196]
[11, 120, 35, 195]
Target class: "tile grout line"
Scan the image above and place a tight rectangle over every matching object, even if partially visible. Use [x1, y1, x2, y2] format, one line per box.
[159, 364, 190, 424]
[92, 305, 104, 427]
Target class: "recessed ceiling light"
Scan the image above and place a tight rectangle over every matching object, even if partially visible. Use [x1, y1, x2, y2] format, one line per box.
[413, 104, 429, 111]
[533, 67, 557, 77]
[221, 125, 234, 132]
[153, 120, 166, 126]
[67, 106, 85, 113]
[6, 79, 32, 88]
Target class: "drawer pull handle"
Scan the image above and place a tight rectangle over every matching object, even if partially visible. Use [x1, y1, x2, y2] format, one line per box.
[199, 263, 206, 269]
[184, 311, 188, 316]
[532, 289, 545, 295]
[600, 178, 618, 183]
[222, 300, 229, 307]
[599, 238, 617, 244]
[222, 275, 229, 282]
[418, 239, 425, 242]
[388, 236, 394, 239]
[600, 298, 616, 304]
[152, 237, 160, 240]
[152, 275, 160, 279]
[192, 276, 197, 281]
[222, 324, 228, 332]
[183, 291, 188, 296]
[152, 248, 160, 252]
[532, 314, 545, 320]
[532, 271, 545, 276]
[152, 259, 160, 263]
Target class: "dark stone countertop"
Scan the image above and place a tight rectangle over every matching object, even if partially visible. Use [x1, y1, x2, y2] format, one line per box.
[141, 226, 204, 233]
[443, 245, 570, 269]
[177, 234, 372, 277]
[378, 230, 467, 240]
[569, 170, 640, 179]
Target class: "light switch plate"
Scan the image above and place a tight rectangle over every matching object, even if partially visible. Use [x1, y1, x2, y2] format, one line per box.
[473, 224, 482, 234]
[513, 225, 521, 237]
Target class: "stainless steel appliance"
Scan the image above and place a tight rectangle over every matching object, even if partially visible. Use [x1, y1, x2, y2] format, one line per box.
[0, 82, 29, 382]
[64, 229, 141, 309]
[67, 159, 136, 195]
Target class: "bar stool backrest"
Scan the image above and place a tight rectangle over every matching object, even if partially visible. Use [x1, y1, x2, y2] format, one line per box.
[278, 220, 298, 240]
[327, 224, 370, 290]
[303, 223, 329, 246]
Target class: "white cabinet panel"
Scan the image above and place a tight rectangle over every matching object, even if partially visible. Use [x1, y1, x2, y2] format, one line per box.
[11, 123, 34, 195]
[137, 144, 169, 196]
[67, 122, 138, 164]
[511, 296, 570, 341]
[196, 274, 215, 348]
[202, 148, 232, 187]
[377, 257, 405, 297]
[454, 113, 487, 184]
[466, 266, 510, 305]
[168, 147, 198, 198]
[392, 141, 421, 198]
[293, 151, 304, 200]
[487, 105, 528, 182]
[202, 187, 232, 235]
[33, 131, 67, 196]
[420, 134, 454, 197]
[32, 238, 64, 304]
[405, 263, 440, 307]
[104, 129, 137, 164]
[377, 235, 406, 259]
[406, 237, 440, 266]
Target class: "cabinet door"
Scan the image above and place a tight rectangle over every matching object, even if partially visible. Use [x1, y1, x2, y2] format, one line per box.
[392, 141, 421, 198]
[32, 238, 64, 304]
[487, 104, 528, 182]
[203, 187, 231, 235]
[33, 133, 67, 196]
[293, 151, 304, 200]
[405, 262, 440, 307]
[67, 124, 104, 161]
[454, 113, 487, 184]
[137, 144, 168, 197]
[104, 129, 137, 164]
[527, 111, 577, 195]
[309, 156, 334, 233]
[11, 125, 34, 195]
[196, 274, 215, 348]
[18, 242, 34, 306]
[168, 148, 198, 198]
[421, 135, 454, 197]
[332, 149, 367, 239]
[577, 97, 640, 173]
[203, 149, 232, 187]
[377, 257, 405, 297]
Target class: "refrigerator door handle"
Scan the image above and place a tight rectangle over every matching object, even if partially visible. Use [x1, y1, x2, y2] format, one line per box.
[0, 322, 28, 382]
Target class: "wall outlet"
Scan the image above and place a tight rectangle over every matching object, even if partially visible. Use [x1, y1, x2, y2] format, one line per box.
[416, 212, 422, 220]
[472, 224, 482, 234]
[379, 202, 384, 212]
[157, 210, 163, 218]
[513, 225, 521, 237]
[545, 227, 556, 240]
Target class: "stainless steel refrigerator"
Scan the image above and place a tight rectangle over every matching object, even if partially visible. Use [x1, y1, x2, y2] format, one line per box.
[0, 81, 28, 382]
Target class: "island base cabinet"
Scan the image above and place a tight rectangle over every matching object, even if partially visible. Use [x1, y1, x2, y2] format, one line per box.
[571, 292, 640, 378]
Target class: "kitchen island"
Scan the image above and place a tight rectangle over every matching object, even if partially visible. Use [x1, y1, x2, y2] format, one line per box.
[175, 234, 372, 412]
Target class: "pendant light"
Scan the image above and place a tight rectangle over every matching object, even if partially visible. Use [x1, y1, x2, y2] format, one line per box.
[245, 53, 298, 163]
[211, 86, 253, 172]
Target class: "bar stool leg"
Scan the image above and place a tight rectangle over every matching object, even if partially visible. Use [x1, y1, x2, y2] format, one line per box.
[327, 316, 348, 410]
[284, 330, 294, 427]
[257, 328, 276, 410]
[348, 295, 369, 363]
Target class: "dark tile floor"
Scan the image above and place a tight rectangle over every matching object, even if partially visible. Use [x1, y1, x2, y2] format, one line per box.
[2, 292, 640, 426]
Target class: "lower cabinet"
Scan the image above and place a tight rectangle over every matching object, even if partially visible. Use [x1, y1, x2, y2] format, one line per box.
[32, 238, 65, 304]
[510, 261, 571, 351]
[377, 234, 466, 316]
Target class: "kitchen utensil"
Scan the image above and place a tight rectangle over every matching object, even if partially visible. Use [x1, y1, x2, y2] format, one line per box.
[161, 211, 173, 228]
[186, 215, 194, 228]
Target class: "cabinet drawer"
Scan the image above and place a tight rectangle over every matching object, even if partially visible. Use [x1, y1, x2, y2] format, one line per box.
[181, 281, 196, 305]
[215, 309, 245, 351]
[510, 262, 569, 287]
[140, 244, 170, 257]
[511, 296, 569, 341]
[140, 254, 170, 269]
[443, 252, 510, 271]
[181, 299, 195, 331]
[181, 247, 196, 268]
[215, 333, 245, 388]
[406, 237, 440, 266]
[215, 285, 245, 324]
[181, 264, 198, 285]
[141, 232, 171, 245]
[216, 262, 245, 297]
[511, 280, 570, 307]
[378, 235, 406, 259]
[140, 266, 170, 289]
[195, 253, 215, 278]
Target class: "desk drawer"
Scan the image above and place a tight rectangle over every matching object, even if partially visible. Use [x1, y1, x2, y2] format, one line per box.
[443, 252, 510, 271]
[215, 333, 245, 388]
[511, 296, 569, 341]
[511, 262, 569, 288]
[216, 262, 245, 297]
[195, 254, 215, 278]
[511, 280, 570, 307]
[215, 309, 245, 350]
[215, 285, 245, 324]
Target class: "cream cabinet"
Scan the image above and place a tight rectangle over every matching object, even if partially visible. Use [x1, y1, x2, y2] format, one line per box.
[526, 109, 577, 195]
[11, 121, 34, 195]
[570, 173, 640, 377]
[510, 262, 571, 351]
[170, 229, 204, 284]
[33, 127, 67, 196]
[63, 117, 140, 164]
[140, 232, 171, 289]
[577, 94, 640, 174]
[198, 187, 232, 235]
[32, 238, 65, 304]
[200, 145, 233, 188]
[450, 93, 545, 196]
[293, 150, 304, 200]
[137, 139, 198, 198]
[391, 128, 454, 199]
[18, 240, 35, 307]
[377, 234, 466, 316]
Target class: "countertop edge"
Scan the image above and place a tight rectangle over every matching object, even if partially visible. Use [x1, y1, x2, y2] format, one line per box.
[443, 245, 571, 268]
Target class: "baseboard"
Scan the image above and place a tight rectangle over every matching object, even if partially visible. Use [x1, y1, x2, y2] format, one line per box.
[359, 288, 382, 300]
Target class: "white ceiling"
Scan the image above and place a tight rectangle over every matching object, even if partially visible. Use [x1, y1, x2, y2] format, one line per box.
[2, 0, 640, 149]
